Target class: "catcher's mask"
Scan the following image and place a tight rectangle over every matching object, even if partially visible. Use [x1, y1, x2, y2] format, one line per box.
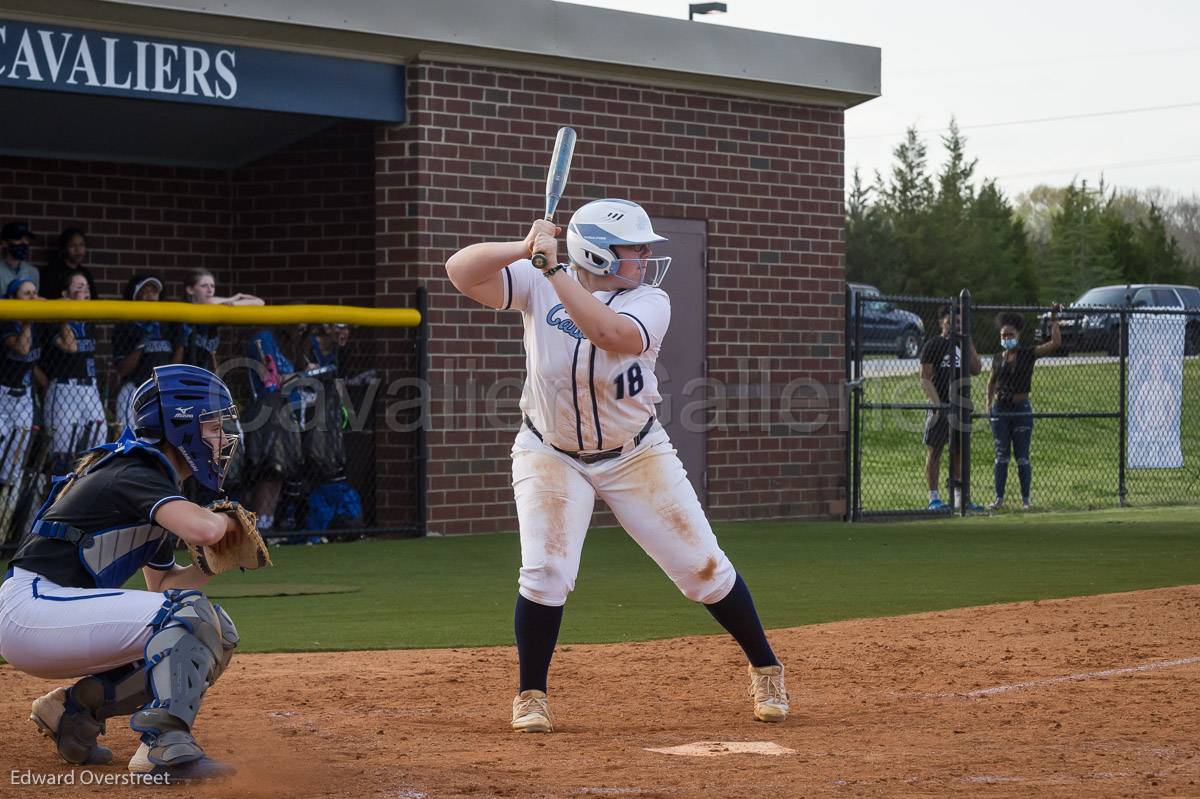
[131, 364, 241, 491]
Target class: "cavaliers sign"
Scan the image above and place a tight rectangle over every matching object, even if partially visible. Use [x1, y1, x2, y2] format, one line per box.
[0, 19, 405, 121]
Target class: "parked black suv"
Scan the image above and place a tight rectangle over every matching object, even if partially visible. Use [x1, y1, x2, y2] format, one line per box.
[848, 283, 926, 358]
[1035, 284, 1200, 355]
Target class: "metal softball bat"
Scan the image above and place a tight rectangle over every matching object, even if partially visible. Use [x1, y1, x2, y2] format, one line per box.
[532, 126, 577, 270]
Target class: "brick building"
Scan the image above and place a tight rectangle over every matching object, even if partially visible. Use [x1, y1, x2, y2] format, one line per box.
[0, 0, 879, 535]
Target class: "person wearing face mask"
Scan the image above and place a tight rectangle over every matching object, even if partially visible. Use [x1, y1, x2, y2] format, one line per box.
[986, 304, 1061, 510]
[113, 276, 175, 430]
[1, 221, 41, 294]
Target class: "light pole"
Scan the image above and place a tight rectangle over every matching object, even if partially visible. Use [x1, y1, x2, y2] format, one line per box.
[688, 2, 727, 21]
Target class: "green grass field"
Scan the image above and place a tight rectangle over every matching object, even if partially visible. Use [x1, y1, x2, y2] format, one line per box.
[6, 509, 1192, 654]
[857, 357, 1200, 512]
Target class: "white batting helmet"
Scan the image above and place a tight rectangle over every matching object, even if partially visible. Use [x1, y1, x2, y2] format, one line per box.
[566, 199, 672, 287]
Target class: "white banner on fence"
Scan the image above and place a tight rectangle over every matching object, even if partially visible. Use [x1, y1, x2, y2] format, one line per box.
[1128, 313, 1185, 469]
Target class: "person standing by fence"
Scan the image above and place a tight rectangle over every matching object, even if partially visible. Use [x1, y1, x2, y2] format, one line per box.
[43, 228, 98, 302]
[986, 305, 1061, 510]
[0, 279, 44, 539]
[113, 276, 174, 430]
[919, 304, 981, 510]
[172, 269, 263, 371]
[40, 271, 106, 475]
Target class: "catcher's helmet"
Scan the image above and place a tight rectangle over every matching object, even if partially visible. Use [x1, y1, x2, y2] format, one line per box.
[565, 199, 671, 287]
[132, 364, 240, 491]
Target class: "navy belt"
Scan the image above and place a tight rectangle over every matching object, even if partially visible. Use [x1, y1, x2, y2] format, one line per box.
[55, 377, 94, 386]
[2, 386, 26, 397]
[524, 416, 655, 464]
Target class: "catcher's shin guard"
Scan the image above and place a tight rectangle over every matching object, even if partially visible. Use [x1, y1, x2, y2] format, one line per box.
[129, 590, 238, 766]
[31, 663, 152, 765]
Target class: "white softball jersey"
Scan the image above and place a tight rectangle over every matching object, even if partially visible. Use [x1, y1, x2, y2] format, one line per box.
[501, 258, 669, 453]
[495, 259, 736, 608]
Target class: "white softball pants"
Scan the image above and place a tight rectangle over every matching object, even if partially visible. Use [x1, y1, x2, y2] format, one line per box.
[0, 388, 33, 484]
[512, 423, 736, 607]
[44, 382, 107, 456]
[0, 567, 166, 679]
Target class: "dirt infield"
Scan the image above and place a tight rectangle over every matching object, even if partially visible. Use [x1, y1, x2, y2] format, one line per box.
[3, 586, 1198, 798]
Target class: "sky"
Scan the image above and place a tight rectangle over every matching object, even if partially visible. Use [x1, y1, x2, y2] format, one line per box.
[564, 0, 1200, 203]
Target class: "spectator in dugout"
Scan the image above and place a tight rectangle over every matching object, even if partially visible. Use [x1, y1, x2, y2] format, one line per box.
[113, 274, 174, 430]
[1, 221, 40, 294]
[0, 280, 45, 523]
[244, 326, 313, 532]
[986, 305, 1061, 510]
[173, 268, 264, 371]
[919, 304, 982, 511]
[42, 227, 98, 302]
[40, 270, 105, 474]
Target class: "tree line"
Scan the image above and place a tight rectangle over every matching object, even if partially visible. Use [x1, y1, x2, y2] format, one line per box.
[845, 121, 1200, 305]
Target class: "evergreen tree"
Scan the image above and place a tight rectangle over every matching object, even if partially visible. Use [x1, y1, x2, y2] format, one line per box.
[929, 120, 976, 294]
[1042, 181, 1120, 301]
[1134, 203, 1188, 285]
[845, 168, 901, 291]
[877, 127, 935, 295]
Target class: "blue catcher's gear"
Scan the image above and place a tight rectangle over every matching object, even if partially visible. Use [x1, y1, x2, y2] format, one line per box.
[565, 199, 672, 287]
[129, 589, 238, 773]
[131, 365, 240, 491]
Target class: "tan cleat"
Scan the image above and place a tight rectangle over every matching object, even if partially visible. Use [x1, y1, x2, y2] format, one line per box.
[31, 686, 113, 765]
[511, 690, 553, 733]
[128, 742, 154, 774]
[748, 663, 789, 722]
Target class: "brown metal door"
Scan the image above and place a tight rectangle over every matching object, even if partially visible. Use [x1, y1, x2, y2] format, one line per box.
[649, 217, 707, 505]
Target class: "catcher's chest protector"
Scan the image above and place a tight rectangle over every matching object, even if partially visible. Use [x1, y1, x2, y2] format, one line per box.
[28, 441, 178, 589]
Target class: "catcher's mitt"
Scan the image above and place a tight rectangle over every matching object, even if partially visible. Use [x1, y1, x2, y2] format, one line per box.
[188, 500, 273, 576]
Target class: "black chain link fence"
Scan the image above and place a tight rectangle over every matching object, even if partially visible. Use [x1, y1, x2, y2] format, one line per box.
[848, 288, 1200, 518]
[0, 311, 423, 551]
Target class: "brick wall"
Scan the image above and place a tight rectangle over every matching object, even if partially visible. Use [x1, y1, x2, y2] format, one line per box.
[230, 121, 376, 304]
[378, 60, 847, 535]
[0, 157, 230, 298]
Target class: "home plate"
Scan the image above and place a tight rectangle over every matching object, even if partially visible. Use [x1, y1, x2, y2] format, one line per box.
[644, 741, 796, 757]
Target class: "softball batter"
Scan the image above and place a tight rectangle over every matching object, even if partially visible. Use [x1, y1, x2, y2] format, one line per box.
[446, 199, 789, 732]
[0, 364, 242, 779]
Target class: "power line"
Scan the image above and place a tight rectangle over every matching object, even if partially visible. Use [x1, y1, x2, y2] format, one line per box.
[847, 101, 1200, 141]
[994, 153, 1200, 181]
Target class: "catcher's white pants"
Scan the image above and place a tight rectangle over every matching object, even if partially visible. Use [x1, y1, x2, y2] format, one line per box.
[512, 423, 736, 607]
[0, 567, 165, 679]
[44, 381, 107, 456]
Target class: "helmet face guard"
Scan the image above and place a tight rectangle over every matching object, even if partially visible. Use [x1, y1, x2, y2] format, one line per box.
[195, 405, 241, 490]
[609, 255, 672, 289]
[133, 364, 240, 491]
[566, 199, 670, 288]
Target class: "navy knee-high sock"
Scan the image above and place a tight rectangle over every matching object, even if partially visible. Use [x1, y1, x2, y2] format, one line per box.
[994, 460, 1009, 499]
[703, 573, 778, 668]
[515, 594, 564, 693]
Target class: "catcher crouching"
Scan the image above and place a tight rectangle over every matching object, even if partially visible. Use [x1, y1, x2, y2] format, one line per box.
[0, 364, 271, 781]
